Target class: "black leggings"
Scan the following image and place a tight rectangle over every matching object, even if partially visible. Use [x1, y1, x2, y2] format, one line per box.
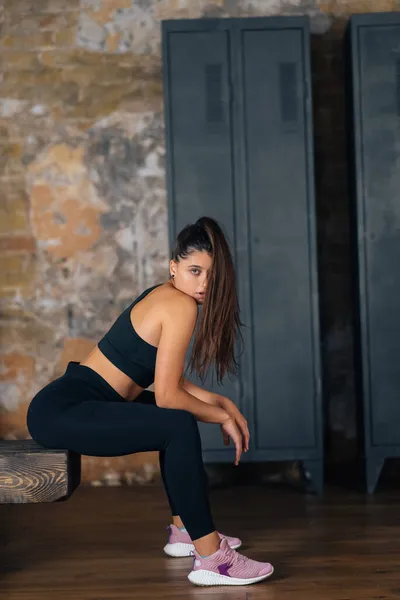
[26, 361, 215, 541]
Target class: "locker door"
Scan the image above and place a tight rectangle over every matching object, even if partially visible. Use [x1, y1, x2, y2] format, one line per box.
[357, 24, 400, 446]
[162, 26, 240, 455]
[241, 28, 321, 453]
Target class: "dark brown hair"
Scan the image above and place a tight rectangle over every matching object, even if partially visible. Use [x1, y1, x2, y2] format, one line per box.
[171, 216, 243, 384]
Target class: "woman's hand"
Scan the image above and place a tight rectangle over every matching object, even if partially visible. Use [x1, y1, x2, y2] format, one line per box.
[219, 396, 250, 453]
[220, 416, 243, 466]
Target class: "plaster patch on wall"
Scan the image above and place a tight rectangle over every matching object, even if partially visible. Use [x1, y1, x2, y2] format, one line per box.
[14, 110, 169, 357]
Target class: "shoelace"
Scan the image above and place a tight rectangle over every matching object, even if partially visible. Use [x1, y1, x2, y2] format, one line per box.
[220, 545, 251, 570]
[190, 545, 251, 570]
[231, 549, 250, 567]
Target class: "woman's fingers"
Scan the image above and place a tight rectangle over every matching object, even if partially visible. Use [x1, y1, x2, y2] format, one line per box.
[237, 417, 250, 452]
[233, 428, 243, 466]
[245, 424, 250, 451]
[221, 417, 244, 465]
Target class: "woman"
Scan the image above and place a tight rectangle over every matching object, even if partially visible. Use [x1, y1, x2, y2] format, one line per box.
[27, 217, 274, 587]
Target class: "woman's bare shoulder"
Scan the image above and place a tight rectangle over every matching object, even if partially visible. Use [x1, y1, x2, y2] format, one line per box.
[154, 283, 197, 317]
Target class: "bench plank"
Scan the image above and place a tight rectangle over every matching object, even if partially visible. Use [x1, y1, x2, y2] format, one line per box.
[0, 440, 81, 503]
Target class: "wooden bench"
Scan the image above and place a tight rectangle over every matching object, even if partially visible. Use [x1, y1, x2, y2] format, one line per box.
[0, 440, 81, 503]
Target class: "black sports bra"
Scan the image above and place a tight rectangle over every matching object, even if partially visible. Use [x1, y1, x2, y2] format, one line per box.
[97, 284, 161, 388]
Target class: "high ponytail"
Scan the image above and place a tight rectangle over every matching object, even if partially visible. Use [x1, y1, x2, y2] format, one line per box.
[172, 216, 244, 384]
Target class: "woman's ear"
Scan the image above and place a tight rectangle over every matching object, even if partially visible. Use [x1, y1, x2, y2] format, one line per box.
[169, 259, 176, 279]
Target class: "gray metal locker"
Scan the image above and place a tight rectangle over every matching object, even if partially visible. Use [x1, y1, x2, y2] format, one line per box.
[348, 12, 400, 493]
[162, 16, 323, 492]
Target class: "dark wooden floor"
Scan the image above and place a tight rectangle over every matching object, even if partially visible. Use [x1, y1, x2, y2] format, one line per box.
[2, 482, 400, 599]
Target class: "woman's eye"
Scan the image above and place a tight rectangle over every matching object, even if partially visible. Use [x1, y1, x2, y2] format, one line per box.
[191, 269, 200, 275]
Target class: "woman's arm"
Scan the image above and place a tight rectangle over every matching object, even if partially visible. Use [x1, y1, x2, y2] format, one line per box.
[181, 377, 250, 452]
[154, 291, 245, 464]
[154, 293, 229, 425]
[180, 377, 222, 406]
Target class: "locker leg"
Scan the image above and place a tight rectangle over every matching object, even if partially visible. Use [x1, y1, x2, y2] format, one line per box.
[302, 459, 324, 496]
[366, 457, 385, 494]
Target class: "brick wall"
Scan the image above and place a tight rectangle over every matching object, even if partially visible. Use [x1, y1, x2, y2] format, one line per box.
[1, 0, 399, 483]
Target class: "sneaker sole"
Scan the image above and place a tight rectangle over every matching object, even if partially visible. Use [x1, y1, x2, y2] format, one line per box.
[187, 566, 274, 586]
[163, 541, 242, 558]
[163, 542, 194, 557]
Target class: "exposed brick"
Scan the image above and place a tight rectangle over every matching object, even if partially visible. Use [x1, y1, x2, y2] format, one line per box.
[7, 10, 79, 31]
[0, 35, 15, 49]
[0, 235, 36, 253]
[0, 315, 56, 354]
[64, 84, 135, 118]
[59, 65, 134, 87]
[9, 81, 78, 104]
[0, 352, 36, 435]
[0, 122, 10, 141]
[0, 193, 30, 235]
[0, 31, 55, 51]
[2, 68, 64, 87]
[52, 28, 77, 47]
[319, 0, 397, 13]
[0, 254, 35, 289]
[2, 156, 25, 178]
[39, 50, 72, 67]
[0, 52, 42, 71]
[0, 352, 35, 382]
[0, 141, 23, 159]
[0, 289, 18, 299]
[2, 0, 79, 14]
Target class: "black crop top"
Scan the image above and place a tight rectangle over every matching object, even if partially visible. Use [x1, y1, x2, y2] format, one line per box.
[97, 284, 161, 388]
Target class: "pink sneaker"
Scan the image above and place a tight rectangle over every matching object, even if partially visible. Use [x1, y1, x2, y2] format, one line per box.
[163, 524, 241, 557]
[188, 537, 273, 586]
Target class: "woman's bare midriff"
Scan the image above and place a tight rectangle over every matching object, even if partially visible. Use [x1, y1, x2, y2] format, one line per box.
[80, 347, 145, 401]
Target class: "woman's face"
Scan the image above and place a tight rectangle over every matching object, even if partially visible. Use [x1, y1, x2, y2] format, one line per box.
[169, 250, 212, 304]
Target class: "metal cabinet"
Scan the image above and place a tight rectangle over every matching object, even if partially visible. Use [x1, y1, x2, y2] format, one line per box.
[162, 16, 323, 492]
[347, 12, 400, 493]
